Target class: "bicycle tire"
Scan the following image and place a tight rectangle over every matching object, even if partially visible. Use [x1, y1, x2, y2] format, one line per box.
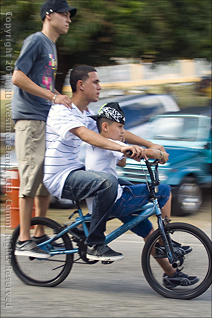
[10, 217, 73, 287]
[142, 222, 212, 299]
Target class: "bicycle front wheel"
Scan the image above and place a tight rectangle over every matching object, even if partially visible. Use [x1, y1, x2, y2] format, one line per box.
[10, 217, 73, 287]
[142, 222, 212, 299]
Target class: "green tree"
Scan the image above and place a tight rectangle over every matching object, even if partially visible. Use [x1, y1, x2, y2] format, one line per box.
[1, 0, 211, 90]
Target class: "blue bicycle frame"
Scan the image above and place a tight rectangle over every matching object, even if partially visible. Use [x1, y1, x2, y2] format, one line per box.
[38, 199, 174, 259]
[38, 159, 177, 264]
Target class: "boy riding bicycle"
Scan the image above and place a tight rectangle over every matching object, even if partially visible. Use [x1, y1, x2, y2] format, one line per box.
[85, 102, 198, 289]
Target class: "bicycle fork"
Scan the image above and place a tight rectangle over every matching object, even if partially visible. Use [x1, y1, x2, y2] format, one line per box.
[156, 203, 181, 268]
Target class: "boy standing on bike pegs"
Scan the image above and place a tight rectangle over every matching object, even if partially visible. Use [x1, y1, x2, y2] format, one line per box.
[13, 0, 76, 258]
[85, 102, 198, 289]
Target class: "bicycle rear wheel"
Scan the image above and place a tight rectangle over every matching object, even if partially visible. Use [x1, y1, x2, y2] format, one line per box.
[142, 222, 212, 299]
[10, 217, 73, 287]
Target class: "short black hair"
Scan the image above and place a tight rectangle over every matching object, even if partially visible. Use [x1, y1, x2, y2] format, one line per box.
[70, 65, 97, 92]
[96, 117, 114, 133]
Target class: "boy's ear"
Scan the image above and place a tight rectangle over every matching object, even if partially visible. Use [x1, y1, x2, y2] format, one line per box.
[102, 121, 108, 131]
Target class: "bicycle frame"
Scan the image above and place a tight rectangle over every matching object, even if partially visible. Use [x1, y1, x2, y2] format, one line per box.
[39, 200, 176, 264]
[38, 158, 178, 264]
[105, 201, 160, 244]
[38, 201, 158, 254]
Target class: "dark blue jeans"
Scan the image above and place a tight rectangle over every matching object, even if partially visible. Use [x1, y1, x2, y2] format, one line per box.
[62, 169, 118, 245]
[110, 183, 171, 238]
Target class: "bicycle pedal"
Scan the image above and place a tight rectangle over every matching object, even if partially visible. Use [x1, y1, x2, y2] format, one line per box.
[101, 261, 114, 265]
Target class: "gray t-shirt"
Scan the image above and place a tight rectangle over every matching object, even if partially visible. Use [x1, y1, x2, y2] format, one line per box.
[12, 32, 57, 122]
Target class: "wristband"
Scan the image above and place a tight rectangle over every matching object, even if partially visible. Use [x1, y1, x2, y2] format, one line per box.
[52, 94, 57, 104]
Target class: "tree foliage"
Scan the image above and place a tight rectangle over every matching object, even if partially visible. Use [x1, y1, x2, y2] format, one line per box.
[1, 0, 211, 90]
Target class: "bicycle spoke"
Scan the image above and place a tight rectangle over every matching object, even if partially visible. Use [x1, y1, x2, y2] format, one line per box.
[11, 217, 73, 287]
[142, 223, 212, 299]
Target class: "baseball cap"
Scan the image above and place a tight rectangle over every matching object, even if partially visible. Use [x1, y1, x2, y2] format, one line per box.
[90, 102, 125, 125]
[40, 0, 77, 21]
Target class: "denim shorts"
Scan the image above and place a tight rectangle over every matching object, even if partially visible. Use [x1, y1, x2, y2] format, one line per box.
[110, 183, 171, 238]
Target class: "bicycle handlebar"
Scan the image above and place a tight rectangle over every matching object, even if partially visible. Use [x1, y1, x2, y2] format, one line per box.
[125, 150, 133, 156]
[125, 150, 160, 185]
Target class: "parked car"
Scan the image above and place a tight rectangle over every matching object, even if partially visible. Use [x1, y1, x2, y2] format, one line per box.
[0, 149, 75, 209]
[89, 93, 180, 130]
[116, 106, 212, 216]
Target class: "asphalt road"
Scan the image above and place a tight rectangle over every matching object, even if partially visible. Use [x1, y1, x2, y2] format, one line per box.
[1, 198, 211, 318]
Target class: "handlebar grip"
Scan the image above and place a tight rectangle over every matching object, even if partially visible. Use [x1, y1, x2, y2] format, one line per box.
[126, 150, 133, 156]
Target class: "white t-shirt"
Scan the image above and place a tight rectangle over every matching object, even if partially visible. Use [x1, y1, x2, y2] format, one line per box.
[44, 103, 97, 198]
[85, 139, 126, 214]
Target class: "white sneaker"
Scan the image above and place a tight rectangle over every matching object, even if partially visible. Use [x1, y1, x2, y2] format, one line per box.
[15, 240, 50, 258]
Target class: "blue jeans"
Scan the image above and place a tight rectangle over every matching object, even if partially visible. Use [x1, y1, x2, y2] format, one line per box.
[110, 183, 171, 238]
[62, 169, 118, 245]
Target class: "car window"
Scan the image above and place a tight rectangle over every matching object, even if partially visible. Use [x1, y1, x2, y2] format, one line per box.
[123, 97, 164, 129]
[149, 116, 199, 141]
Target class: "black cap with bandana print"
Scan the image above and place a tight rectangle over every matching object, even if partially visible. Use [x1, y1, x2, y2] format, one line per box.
[90, 102, 125, 125]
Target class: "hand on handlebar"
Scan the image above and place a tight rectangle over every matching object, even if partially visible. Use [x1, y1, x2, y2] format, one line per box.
[159, 151, 169, 164]
[121, 145, 145, 162]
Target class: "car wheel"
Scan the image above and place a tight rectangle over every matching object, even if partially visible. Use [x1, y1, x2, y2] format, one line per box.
[171, 177, 202, 216]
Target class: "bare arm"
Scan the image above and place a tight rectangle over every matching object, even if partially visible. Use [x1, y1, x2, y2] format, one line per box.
[124, 130, 167, 153]
[124, 130, 169, 163]
[12, 70, 72, 107]
[71, 126, 145, 160]
[117, 158, 127, 167]
[144, 148, 169, 164]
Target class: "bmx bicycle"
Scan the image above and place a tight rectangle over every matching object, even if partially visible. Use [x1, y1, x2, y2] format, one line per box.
[10, 158, 212, 299]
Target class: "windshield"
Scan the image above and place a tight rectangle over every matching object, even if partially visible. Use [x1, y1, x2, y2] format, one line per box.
[123, 97, 164, 129]
[148, 116, 199, 141]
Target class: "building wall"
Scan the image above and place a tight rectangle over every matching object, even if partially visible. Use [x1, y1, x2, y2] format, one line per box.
[63, 59, 211, 93]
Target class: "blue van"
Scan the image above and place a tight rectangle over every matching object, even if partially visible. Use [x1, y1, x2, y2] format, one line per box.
[117, 106, 211, 216]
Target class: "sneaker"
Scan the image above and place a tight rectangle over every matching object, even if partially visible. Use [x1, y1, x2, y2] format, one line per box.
[86, 244, 124, 261]
[15, 240, 50, 258]
[163, 269, 199, 289]
[154, 240, 192, 258]
[33, 235, 64, 248]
